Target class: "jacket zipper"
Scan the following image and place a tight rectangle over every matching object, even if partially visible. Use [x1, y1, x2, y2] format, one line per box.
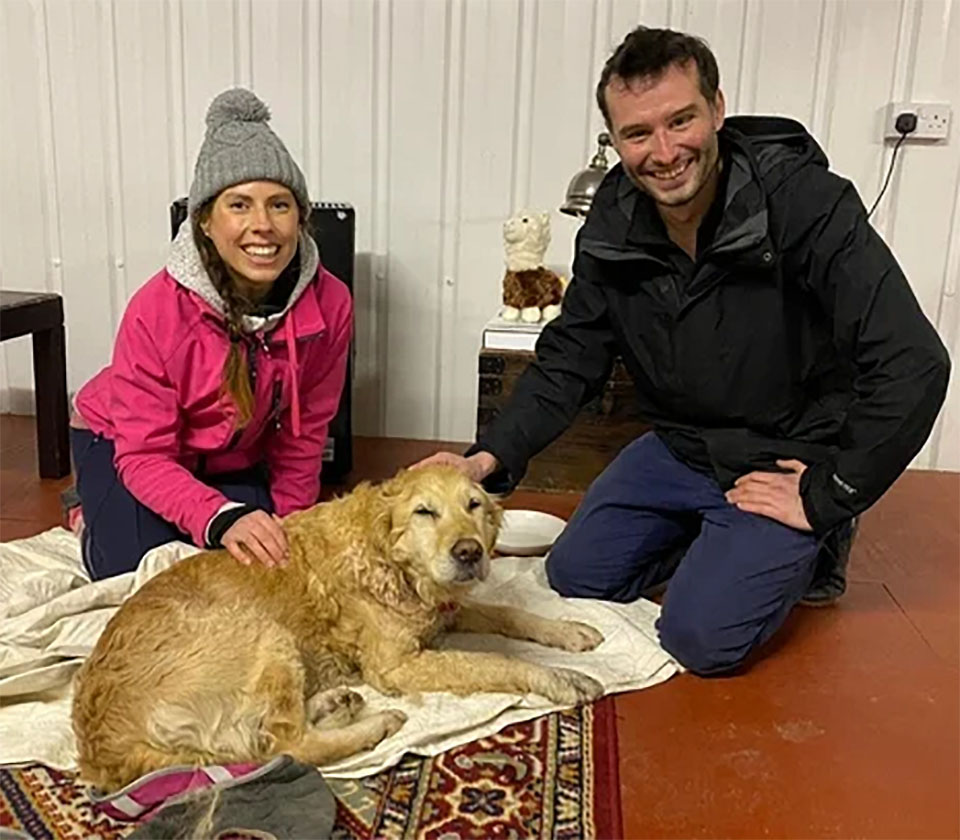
[252, 333, 284, 431]
[224, 337, 257, 451]
[225, 329, 301, 447]
[269, 379, 283, 430]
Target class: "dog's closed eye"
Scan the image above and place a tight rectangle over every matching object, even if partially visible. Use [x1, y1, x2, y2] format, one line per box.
[468, 498, 482, 511]
[414, 506, 439, 518]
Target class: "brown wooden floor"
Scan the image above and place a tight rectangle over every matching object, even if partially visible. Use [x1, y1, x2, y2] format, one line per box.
[2, 414, 958, 838]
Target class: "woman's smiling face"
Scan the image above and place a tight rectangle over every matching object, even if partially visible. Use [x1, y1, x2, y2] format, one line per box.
[201, 181, 300, 297]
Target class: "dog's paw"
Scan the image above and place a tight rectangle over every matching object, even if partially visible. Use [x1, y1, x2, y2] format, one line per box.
[307, 687, 365, 728]
[555, 621, 605, 652]
[373, 709, 407, 741]
[541, 667, 604, 706]
[354, 710, 407, 753]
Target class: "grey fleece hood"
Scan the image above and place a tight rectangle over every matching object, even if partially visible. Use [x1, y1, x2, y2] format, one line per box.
[166, 222, 320, 333]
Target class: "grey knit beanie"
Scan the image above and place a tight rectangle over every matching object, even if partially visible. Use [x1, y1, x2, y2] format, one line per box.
[187, 88, 309, 216]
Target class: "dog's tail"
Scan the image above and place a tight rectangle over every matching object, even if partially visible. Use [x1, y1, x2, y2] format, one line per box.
[146, 692, 269, 763]
[77, 694, 272, 790]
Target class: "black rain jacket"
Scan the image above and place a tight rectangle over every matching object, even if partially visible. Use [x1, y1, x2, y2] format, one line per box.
[474, 116, 950, 534]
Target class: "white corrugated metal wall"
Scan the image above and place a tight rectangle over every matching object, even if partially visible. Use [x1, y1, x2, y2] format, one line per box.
[1, 0, 957, 467]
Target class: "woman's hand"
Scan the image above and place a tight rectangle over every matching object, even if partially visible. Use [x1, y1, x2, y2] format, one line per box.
[222, 511, 289, 568]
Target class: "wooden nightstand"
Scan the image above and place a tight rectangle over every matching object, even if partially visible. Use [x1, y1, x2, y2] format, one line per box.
[0, 291, 70, 478]
[476, 349, 649, 492]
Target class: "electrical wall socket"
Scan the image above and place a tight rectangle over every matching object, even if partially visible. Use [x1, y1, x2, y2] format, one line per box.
[884, 102, 952, 141]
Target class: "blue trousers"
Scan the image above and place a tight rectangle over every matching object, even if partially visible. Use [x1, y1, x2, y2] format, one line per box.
[70, 428, 272, 581]
[546, 432, 820, 675]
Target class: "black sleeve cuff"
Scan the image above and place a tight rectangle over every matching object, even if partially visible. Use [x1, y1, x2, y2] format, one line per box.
[799, 463, 857, 535]
[463, 443, 516, 495]
[206, 504, 258, 548]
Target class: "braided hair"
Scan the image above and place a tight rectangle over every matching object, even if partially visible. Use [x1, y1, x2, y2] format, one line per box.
[192, 202, 258, 427]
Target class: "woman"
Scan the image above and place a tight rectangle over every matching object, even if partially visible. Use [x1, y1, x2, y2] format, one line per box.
[69, 88, 352, 580]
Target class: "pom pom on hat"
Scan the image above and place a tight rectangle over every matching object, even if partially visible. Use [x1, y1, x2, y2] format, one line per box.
[205, 88, 271, 130]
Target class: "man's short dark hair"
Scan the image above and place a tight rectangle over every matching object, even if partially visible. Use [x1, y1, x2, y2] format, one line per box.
[596, 27, 720, 125]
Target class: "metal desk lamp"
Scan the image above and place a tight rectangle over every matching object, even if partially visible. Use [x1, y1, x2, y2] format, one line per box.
[560, 132, 613, 218]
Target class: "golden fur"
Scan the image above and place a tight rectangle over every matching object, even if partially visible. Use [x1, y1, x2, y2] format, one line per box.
[72, 466, 604, 791]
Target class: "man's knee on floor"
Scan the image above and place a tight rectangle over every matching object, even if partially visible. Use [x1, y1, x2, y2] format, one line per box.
[545, 543, 641, 602]
[544, 538, 592, 597]
[657, 612, 748, 676]
[546, 526, 625, 598]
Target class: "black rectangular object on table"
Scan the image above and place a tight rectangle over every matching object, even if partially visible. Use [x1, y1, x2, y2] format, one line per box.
[169, 198, 354, 483]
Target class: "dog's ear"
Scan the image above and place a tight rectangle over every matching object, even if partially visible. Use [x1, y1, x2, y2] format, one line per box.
[480, 489, 503, 554]
[362, 557, 422, 614]
[363, 472, 440, 614]
[366, 474, 405, 556]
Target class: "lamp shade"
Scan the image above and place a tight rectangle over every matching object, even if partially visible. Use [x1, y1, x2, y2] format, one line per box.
[560, 132, 613, 218]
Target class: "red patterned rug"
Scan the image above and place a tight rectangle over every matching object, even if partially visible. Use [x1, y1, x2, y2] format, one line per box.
[0, 697, 621, 839]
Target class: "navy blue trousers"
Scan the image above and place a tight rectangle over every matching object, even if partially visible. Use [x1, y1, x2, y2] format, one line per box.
[70, 428, 272, 581]
[546, 432, 820, 675]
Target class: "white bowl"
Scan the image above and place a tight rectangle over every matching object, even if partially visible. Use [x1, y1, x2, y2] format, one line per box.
[495, 509, 567, 556]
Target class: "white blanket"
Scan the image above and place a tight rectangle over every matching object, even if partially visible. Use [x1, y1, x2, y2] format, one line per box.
[0, 529, 678, 779]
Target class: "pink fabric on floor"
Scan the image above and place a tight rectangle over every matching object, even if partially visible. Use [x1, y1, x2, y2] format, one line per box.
[91, 762, 264, 822]
[66, 506, 83, 536]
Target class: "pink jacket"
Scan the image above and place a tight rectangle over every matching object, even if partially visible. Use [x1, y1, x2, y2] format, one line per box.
[74, 227, 352, 547]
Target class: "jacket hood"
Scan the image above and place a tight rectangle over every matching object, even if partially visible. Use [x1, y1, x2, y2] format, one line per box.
[581, 116, 828, 265]
[166, 222, 321, 333]
[723, 115, 828, 194]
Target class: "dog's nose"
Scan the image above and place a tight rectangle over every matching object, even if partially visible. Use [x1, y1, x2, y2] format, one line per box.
[452, 538, 483, 565]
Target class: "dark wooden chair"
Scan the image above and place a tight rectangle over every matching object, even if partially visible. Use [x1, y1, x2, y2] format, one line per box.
[0, 291, 70, 478]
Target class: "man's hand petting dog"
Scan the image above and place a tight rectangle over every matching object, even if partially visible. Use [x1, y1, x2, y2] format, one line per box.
[412, 451, 498, 485]
[222, 510, 289, 568]
[725, 459, 812, 532]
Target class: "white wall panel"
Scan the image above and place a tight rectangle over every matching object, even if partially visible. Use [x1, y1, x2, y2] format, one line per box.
[820, 0, 901, 195]
[43, 0, 117, 394]
[750, 0, 825, 120]
[249, 0, 306, 165]
[682, 0, 746, 110]
[316, 0, 382, 432]
[526, 1, 596, 218]
[528, 0, 601, 283]
[113, 0, 179, 297]
[181, 0, 238, 169]
[903, 0, 960, 468]
[383, 0, 448, 438]
[886, 0, 960, 325]
[0, 0, 55, 412]
[439, 0, 522, 439]
[609, 0, 670, 39]
[1, 0, 957, 471]
[922, 164, 959, 470]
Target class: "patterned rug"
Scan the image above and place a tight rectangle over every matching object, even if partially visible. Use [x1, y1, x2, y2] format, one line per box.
[0, 697, 621, 839]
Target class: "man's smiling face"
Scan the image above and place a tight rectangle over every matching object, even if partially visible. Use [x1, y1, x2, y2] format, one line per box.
[605, 60, 725, 208]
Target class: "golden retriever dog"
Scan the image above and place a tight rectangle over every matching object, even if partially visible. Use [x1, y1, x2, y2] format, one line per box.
[73, 465, 604, 792]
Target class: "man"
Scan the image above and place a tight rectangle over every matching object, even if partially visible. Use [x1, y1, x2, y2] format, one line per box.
[418, 27, 949, 675]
